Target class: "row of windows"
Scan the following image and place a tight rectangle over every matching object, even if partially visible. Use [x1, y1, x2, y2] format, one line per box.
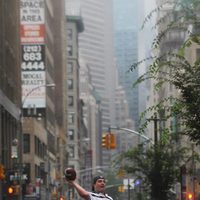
[67, 20, 77, 160]
[23, 133, 47, 159]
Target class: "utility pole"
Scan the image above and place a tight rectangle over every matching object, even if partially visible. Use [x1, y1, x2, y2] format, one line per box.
[127, 178, 130, 200]
[147, 113, 158, 144]
[147, 112, 165, 145]
[147, 112, 166, 200]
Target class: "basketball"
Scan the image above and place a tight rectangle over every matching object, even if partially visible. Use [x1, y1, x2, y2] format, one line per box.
[65, 168, 76, 181]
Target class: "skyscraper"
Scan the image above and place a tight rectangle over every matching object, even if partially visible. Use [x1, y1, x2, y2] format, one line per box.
[79, 0, 116, 128]
[79, 0, 116, 168]
[113, 0, 140, 130]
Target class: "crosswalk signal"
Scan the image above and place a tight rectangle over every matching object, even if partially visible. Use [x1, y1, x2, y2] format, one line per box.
[102, 134, 109, 148]
[0, 164, 5, 180]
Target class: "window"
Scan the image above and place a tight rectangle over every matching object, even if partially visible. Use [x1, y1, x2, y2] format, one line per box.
[23, 134, 30, 153]
[68, 129, 74, 140]
[68, 145, 75, 158]
[68, 96, 74, 106]
[67, 45, 73, 56]
[67, 62, 73, 74]
[67, 29, 73, 40]
[68, 113, 74, 124]
[68, 79, 73, 90]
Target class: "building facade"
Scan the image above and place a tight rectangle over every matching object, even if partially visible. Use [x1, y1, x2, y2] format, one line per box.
[20, 0, 67, 199]
[0, 1, 21, 200]
[148, 1, 200, 199]
[79, 59, 102, 183]
[65, 13, 84, 172]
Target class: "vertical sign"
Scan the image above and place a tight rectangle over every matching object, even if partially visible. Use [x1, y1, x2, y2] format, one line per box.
[20, 0, 46, 108]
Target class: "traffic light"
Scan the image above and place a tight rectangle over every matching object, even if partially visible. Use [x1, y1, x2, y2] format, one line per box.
[0, 164, 5, 180]
[187, 192, 193, 200]
[7, 185, 20, 196]
[102, 134, 109, 148]
[7, 186, 14, 196]
[117, 169, 126, 178]
[102, 133, 116, 149]
[109, 133, 116, 149]
[118, 185, 125, 192]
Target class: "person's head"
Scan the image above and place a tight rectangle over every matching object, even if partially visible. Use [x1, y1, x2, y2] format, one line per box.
[92, 176, 106, 193]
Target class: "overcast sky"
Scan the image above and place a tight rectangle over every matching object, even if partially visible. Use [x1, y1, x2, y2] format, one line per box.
[145, 0, 156, 15]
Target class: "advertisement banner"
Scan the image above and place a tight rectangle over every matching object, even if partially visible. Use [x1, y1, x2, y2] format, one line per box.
[21, 71, 46, 108]
[21, 44, 45, 70]
[20, 24, 45, 44]
[20, 0, 45, 25]
[20, 0, 46, 109]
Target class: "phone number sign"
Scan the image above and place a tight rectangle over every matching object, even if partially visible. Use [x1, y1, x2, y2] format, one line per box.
[21, 44, 45, 71]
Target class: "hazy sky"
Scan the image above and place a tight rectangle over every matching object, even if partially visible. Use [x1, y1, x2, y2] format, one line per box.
[145, 0, 156, 15]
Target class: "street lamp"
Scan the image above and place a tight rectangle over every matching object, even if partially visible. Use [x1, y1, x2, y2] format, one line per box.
[19, 83, 55, 200]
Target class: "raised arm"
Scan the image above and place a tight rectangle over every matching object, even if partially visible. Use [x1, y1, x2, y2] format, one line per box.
[68, 180, 90, 200]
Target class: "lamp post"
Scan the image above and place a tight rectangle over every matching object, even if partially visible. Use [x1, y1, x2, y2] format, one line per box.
[19, 83, 55, 200]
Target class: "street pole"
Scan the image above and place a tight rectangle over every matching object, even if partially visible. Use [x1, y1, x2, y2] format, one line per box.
[127, 178, 130, 200]
[146, 112, 166, 145]
[146, 113, 159, 145]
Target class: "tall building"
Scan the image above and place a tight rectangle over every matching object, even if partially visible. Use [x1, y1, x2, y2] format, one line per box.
[52, 0, 68, 196]
[20, 0, 67, 199]
[0, 1, 21, 200]
[114, 85, 138, 153]
[79, 59, 102, 185]
[79, 0, 116, 128]
[148, 1, 199, 199]
[113, 0, 140, 130]
[147, 0, 185, 141]
[79, 0, 116, 169]
[65, 0, 84, 174]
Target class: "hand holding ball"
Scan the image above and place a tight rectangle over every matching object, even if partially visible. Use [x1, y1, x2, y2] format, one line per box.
[65, 168, 76, 181]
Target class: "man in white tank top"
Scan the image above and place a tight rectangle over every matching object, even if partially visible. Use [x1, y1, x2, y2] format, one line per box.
[67, 175, 113, 200]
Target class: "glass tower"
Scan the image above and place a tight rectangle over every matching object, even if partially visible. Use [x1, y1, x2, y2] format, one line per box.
[113, 0, 140, 129]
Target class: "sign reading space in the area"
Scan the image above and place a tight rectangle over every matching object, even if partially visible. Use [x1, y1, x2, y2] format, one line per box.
[20, 0, 46, 109]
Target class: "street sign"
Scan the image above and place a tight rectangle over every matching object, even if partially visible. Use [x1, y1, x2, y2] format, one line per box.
[10, 174, 28, 181]
[123, 179, 135, 189]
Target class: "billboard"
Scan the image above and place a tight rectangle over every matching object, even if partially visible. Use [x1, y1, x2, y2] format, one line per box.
[21, 44, 45, 70]
[20, 0, 45, 25]
[20, 0, 46, 108]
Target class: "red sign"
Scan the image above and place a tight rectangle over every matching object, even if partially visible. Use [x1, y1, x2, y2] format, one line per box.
[21, 24, 45, 44]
